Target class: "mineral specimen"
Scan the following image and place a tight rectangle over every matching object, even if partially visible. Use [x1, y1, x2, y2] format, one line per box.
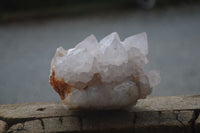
[50, 32, 160, 109]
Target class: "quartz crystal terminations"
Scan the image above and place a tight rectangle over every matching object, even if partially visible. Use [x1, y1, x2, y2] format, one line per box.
[50, 32, 160, 110]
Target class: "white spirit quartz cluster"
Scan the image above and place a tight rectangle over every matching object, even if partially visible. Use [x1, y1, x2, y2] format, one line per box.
[50, 32, 160, 109]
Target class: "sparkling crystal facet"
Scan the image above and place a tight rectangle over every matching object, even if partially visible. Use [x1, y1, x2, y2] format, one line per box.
[50, 32, 160, 109]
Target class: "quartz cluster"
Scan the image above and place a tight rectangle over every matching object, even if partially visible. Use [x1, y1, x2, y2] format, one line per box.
[50, 32, 160, 109]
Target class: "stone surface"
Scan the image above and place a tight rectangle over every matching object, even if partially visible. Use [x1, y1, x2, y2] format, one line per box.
[50, 32, 160, 109]
[81, 111, 133, 131]
[132, 95, 200, 111]
[0, 95, 199, 120]
[43, 116, 81, 132]
[23, 120, 43, 133]
[8, 123, 24, 133]
[135, 111, 184, 133]
[0, 120, 7, 133]
[0, 102, 76, 120]
[134, 111, 160, 133]
[176, 111, 193, 132]
[196, 112, 200, 133]
[0, 95, 200, 133]
[159, 111, 183, 133]
[7, 120, 43, 133]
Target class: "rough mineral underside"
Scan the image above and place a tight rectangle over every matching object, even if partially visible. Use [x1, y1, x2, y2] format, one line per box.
[50, 32, 160, 109]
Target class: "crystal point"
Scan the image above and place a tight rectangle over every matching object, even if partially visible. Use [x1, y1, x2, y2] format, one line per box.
[123, 32, 148, 55]
[50, 32, 160, 110]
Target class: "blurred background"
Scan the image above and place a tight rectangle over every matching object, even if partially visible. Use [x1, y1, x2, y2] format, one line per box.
[0, 0, 200, 104]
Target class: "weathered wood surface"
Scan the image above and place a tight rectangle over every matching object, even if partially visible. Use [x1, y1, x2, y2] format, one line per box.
[0, 95, 200, 133]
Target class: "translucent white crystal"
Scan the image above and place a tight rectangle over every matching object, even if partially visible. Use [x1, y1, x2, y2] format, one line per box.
[123, 32, 148, 55]
[97, 32, 129, 82]
[146, 70, 161, 88]
[75, 34, 100, 57]
[98, 32, 128, 66]
[53, 47, 94, 83]
[65, 81, 139, 109]
[50, 32, 160, 110]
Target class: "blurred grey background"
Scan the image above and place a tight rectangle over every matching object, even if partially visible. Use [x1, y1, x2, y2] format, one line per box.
[0, 0, 200, 104]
